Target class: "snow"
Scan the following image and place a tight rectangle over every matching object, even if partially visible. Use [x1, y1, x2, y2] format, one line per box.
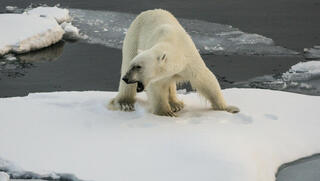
[24, 6, 71, 24]
[0, 172, 9, 181]
[0, 89, 320, 181]
[0, 14, 64, 56]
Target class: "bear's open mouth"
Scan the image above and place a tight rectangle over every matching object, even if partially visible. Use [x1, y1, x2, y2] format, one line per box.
[136, 81, 144, 92]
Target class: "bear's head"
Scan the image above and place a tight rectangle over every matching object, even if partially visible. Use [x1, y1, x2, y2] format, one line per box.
[122, 48, 170, 92]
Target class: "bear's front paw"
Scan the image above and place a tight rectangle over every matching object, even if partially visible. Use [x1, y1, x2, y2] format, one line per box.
[169, 100, 184, 112]
[108, 98, 135, 112]
[226, 105, 240, 113]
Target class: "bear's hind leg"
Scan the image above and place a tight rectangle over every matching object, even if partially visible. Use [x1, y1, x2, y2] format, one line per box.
[168, 83, 184, 112]
[189, 67, 239, 113]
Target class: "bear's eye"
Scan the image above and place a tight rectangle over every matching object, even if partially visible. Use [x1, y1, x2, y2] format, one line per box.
[134, 65, 142, 70]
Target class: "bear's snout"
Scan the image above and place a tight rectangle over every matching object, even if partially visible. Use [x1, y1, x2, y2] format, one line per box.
[122, 76, 129, 84]
[122, 74, 136, 84]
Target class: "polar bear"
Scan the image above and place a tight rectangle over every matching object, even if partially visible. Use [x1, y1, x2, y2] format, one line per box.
[108, 9, 239, 116]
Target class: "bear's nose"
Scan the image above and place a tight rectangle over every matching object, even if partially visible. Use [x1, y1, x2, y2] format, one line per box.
[122, 76, 129, 84]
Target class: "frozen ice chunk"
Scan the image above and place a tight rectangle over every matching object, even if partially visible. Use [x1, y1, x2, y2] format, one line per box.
[60, 22, 81, 40]
[0, 14, 64, 56]
[3, 54, 17, 61]
[24, 6, 71, 24]
[303, 45, 320, 60]
[5, 6, 18, 13]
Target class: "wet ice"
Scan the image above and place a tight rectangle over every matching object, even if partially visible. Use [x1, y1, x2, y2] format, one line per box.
[69, 9, 298, 56]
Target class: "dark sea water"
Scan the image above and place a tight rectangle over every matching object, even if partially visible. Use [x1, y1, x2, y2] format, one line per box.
[0, 0, 320, 180]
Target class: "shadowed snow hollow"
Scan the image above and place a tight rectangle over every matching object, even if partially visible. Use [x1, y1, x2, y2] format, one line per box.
[69, 9, 297, 56]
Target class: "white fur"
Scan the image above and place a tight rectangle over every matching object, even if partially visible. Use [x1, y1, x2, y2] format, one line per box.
[108, 9, 239, 116]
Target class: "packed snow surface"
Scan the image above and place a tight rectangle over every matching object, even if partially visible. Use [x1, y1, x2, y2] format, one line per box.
[239, 61, 320, 95]
[1, 89, 320, 181]
[0, 14, 64, 56]
[24, 6, 71, 24]
[69, 9, 297, 56]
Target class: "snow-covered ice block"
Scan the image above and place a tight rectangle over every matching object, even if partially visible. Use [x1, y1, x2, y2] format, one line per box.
[0, 172, 9, 181]
[24, 6, 71, 24]
[60, 22, 80, 40]
[0, 89, 320, 181]
[0, 14, 64, 56]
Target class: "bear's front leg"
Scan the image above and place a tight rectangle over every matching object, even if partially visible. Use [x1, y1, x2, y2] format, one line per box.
[108, 81, 137, 111]
[147, 82, 177, 117]
[168, 83, 184, 112]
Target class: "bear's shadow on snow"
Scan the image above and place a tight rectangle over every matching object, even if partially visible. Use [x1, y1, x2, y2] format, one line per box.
[125, 97, 254, 126]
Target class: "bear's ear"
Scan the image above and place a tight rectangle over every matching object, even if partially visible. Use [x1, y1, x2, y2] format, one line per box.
[137, 49, 143, 54]
[157, 53, 167, 62]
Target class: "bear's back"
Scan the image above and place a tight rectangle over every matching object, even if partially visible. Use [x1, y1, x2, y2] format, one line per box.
[135, 9, 181, 29]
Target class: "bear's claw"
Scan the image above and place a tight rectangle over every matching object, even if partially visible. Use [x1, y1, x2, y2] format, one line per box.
[120, 102, 135, 112]
[108, 98, 135, 112]
[226, 105, 240, 113]
[169, 101, 184, 112]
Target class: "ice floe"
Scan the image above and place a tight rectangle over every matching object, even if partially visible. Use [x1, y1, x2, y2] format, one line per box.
[0, 14, 64, 56]
[303, 45, 320, 60]
[0, 6, 82, 56]
[282, 61, 320, 81]
[69, 9, 298, 56]
[0, 89, 320, 181]
[238, 61, 320, 95]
